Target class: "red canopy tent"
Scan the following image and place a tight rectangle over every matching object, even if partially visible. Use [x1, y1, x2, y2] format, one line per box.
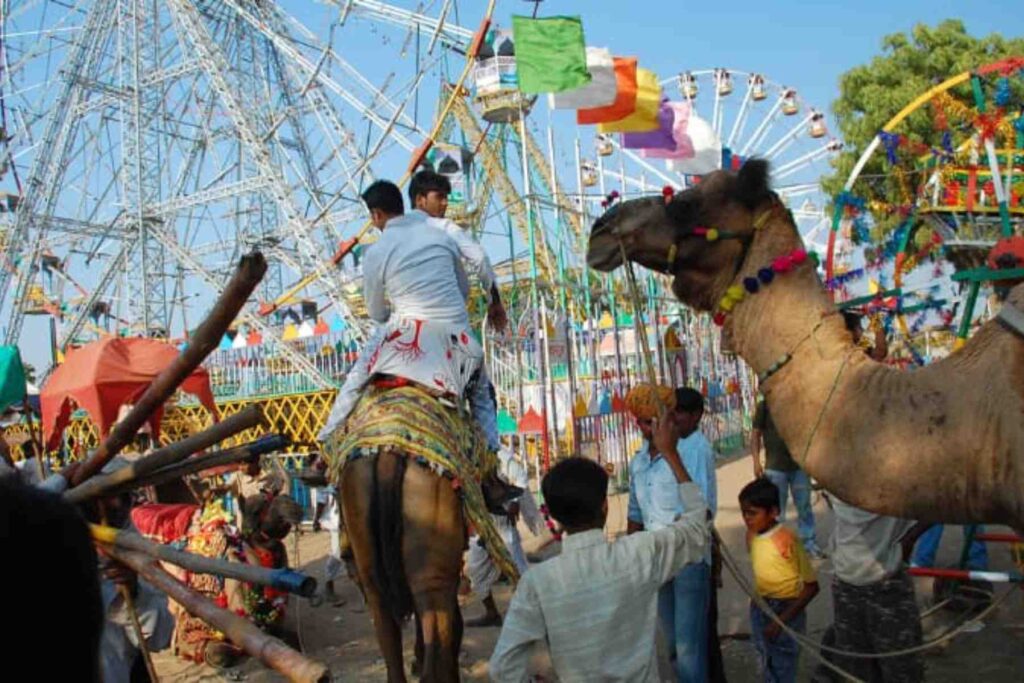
[41, 337, 219, 450]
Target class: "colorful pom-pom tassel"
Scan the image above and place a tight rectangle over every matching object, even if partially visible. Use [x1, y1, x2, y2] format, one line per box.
[706, 228, 720, 242]
[743, 277, 760, 293]
[790, 249, 808, 265]
[719, 297, 736, 312]
[712, 311, 727, 326]
[726, 285, 745, 303]
[758, 267, 775, 284]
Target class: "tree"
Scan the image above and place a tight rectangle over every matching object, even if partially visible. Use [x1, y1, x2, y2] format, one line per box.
[823, 20, 1024, 235]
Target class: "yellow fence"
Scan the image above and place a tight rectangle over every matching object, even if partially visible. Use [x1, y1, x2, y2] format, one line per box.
[4, 390, 339, 459]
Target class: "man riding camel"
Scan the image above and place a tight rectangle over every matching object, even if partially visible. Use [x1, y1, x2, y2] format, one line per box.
[408, 169, 508, 333]
[319, 179, 504, 476]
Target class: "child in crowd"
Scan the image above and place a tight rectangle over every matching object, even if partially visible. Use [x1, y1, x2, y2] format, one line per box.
[739, 478, 819, 683]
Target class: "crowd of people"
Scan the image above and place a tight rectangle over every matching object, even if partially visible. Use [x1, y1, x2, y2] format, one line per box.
[1, 170, 982, 683]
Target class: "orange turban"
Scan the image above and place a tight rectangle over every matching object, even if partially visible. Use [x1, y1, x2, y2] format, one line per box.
[625, 383, 676, 420]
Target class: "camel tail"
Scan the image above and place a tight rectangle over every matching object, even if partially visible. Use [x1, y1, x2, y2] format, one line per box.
[370, 450, 414, 622]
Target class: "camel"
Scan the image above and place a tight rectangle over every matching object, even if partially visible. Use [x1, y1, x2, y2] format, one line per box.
[587, 159, 1024, 530]
[327, 384, 518, 683]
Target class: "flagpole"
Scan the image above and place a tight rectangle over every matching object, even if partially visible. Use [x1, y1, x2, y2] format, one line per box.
[517, 108, 551, 472]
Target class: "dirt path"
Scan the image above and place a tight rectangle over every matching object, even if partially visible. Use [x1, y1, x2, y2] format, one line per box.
[152, 457, 1024, 681]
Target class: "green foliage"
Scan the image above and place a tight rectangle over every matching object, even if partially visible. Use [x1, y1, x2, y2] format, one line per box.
[824, 20, 1024, 231]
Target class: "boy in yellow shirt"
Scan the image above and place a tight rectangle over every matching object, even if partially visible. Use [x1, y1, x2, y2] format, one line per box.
[739, 478, 819, 683]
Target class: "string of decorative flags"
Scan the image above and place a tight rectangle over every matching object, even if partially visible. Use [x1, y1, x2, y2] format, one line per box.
[512, 15, 726, 176]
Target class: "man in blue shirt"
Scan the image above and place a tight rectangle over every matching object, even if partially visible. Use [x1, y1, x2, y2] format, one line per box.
[628, 387, 717, 682]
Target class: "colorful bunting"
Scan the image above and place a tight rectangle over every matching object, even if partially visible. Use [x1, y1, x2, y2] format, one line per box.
[597, 68, 661, 133]
[548, 47, 617, 109]
[621, 100, 676, 150]
[511, 15, 590, 94]
[577, 57, 638, 125]
[665, 113, 722, 175]
[639, 101, 695, 159]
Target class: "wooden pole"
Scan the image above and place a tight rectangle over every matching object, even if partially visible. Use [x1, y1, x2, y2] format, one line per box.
[103, 546, 330, 683]
[91, 524, 317, 597]
[120, 585, 161, 682]
[65, 405, 266, 503]
[96, 434, 288, 498]
[71, 252, 268, 486]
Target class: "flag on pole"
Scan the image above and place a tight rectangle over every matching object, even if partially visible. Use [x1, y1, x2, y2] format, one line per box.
[511, 15, 591, 94]
[666, 113, 722, 175]
[577, 57, 638, 125]
[0, 346, 27, 414]
[597, 68, 662, 133]
[548, 46, 617, 109]
[621, 101, 676, 150]
[641, 101, 695, 159]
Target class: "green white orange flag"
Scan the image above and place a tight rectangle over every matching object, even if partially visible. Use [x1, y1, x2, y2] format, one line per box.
[548, 47, 617, 109]
[597, 68, 662, 133]
[577, 57, 638, 125]
[512, 15, 590, 94]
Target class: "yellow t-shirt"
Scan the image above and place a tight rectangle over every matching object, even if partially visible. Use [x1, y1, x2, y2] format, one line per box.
[749, 524, 817, 599]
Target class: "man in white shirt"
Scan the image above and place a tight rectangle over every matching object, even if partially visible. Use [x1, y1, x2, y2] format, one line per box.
[490, 416, 709, 682]
[408, 170, 507, 333]
[318, 180, 501, 453]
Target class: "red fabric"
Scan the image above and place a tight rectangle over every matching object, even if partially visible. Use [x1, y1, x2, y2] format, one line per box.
[40, 337, 219, 450]
[131, 503, 200, 544]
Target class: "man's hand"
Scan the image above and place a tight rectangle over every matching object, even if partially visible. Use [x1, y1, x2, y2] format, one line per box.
[753, 457, 764, 479]
[488, 300, 508, 334]
[652, 414, 682, 458]
[101, 558, 139, 596]
[763, 621, 782, 642]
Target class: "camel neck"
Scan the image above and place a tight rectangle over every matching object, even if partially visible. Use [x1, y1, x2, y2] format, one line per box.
[723, 212, 854, 381]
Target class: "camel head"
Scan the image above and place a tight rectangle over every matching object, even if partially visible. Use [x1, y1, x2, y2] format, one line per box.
[587, 159, 777, 311]
[242, 492, 304, 541]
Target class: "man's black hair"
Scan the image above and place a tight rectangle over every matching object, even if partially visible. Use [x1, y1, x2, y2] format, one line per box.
[738, 477, 780, 511]
[674, 387, 704, 414]
[842, 311, 862, 333]
[541, 457, 608, 529]
[408, 169, 452, 205]
[1, 477, 103, 681]
[361, 180, 404, 216]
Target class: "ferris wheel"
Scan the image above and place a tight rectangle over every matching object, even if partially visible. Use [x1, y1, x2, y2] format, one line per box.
[0, 0, 487, 381]
[574, 68, 841, 256]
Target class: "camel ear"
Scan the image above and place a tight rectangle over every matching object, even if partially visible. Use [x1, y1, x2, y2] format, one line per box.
[735, 158, 771, 209]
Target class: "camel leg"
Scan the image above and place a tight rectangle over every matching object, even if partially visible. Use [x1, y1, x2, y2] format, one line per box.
[341, 457, 408, 683]
[402, 464, 466, 682]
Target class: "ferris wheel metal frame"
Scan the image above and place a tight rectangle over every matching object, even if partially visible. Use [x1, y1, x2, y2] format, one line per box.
[0, 0, 494, 385]
[575, 67, 842, 257]
[825, 56, 1024, 355]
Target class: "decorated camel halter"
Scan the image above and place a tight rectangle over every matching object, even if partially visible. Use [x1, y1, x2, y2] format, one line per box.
[656, 186, 788, 278]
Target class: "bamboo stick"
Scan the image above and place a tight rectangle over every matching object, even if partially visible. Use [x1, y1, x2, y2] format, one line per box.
[95, 434, 288, 498]
[72, 252, 268, 486]
[65, 405, 266, 503]
[92, 524, 317, 597]
[103, 546, 330, 683]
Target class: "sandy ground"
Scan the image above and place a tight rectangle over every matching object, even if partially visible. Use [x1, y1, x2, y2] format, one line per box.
[152, 457, 1024, 681]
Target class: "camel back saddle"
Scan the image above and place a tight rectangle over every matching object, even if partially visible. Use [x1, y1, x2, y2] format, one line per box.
[322, 383, 520, 583]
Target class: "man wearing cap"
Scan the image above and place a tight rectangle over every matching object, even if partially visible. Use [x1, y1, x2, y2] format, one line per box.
[626, 385, 717, 683]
